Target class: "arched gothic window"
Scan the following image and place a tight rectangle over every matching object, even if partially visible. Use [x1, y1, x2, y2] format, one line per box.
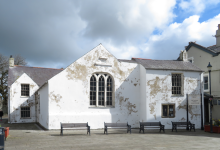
[90, 73, 113, 107]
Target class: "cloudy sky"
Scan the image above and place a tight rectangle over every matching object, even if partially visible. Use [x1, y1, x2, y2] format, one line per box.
[0, 0, 220, 68]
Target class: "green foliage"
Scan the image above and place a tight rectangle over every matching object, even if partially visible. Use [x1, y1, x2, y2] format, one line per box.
[214, 119, 220, 126]
[0, 54, 27, 106]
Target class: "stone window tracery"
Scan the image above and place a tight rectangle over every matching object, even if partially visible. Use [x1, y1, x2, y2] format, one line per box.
[90, 73, 113, 107]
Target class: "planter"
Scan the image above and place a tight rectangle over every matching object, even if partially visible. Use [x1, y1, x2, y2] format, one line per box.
[204, 125, 220, 133]
[4, 127, 9, 139]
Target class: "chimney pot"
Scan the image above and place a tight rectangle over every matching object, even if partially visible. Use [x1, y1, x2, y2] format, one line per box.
[9, 56, 14, 67]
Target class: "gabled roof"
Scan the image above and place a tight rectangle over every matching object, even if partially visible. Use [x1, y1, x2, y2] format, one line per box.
[132, 58, 203, 72]
[185, 42, 219, 56]
[8, 65, 63, 87]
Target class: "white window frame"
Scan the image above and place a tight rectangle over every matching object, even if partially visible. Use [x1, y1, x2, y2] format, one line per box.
[203, 75, 209, 92]
[89, 73, 114, 107]
[213, 99, 220, 105]
[171, 73, 184, 96]
[21, 84, 30, 97]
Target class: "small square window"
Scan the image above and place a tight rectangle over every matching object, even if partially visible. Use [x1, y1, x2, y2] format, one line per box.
[21, 84, 29, 96]
[162, 104, 175, 118]
[21, 107, 30, 118]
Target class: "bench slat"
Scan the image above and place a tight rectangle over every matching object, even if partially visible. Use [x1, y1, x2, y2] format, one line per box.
[105, 123, 128, 127]
[61, 123, 88, 128]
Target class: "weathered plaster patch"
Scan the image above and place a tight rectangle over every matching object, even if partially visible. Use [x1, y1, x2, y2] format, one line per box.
[117, 93, 138, 115]
[134, 84, 137, 86]
[30, 84, 35, 89]
[66, 62, 88, 81]
[147, 76, 170, 99]
[178, 104, 200, 120]
[180, 117, 186, 121]
[126, 102, 138, 114]
[49, 91, 62, 103]
[149, 102, 156, 114]
[153, 114, 156, 120]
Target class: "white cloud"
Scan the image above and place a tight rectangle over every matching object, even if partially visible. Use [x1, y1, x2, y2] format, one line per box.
[179, 0, 220, 14]
[142, 13, 220, 60]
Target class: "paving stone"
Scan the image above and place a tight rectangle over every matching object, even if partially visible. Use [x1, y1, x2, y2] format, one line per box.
[1, 120, 220, 149]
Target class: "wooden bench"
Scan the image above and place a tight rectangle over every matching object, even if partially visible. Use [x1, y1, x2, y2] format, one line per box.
[171, 121, 195, 132]
[104, 122, 131, 134]
[139, 122, 165, 133]
[60, 122, 90, 135]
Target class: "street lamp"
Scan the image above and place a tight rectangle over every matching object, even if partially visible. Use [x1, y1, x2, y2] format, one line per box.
[207, 62, 212, 133]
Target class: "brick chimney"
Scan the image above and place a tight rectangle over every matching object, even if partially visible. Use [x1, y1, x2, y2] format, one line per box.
[9, 55, 14, 67]
[216, 24, 220, 47]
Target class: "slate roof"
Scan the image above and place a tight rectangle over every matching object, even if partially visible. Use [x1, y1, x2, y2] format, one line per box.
[8, 65, 63, 87]
[207, 45, 220, 53]
[118, 59, 137, 63]
[132, 58, 203, 72]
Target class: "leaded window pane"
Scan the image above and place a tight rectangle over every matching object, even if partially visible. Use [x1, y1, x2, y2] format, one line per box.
[172, 74, 182, 95]
[90, 75, 96, 105]
[21, 84, 29, 96]
[107, 76, 112, 106]
[90, 74, 113, 106]
[163, 105, 168, 117]
[21, 107, 30, 118]
[204, 76, 208, 90]
[98, 76, 105, 106]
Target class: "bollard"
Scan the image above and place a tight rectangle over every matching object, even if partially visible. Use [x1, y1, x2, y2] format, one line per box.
[0, 127, 4, 150]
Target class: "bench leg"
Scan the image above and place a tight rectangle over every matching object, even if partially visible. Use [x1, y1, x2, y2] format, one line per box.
[139, 126, 144, 133]
[61, 127, 63, 136]
[104, 127, 108, 135]
[128, 126, 131, 134]
[87, 126, 90, 135]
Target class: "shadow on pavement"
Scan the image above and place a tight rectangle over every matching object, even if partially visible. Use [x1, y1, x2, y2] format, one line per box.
[0, 118, 40, 130]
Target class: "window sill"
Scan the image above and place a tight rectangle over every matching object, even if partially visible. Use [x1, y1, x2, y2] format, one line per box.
[171, 95, 184, 97]
[89, 106, 115, 109]
[20, 117, 31, 119]
[20, 96, 30, 98]
[161, 117, 175, 118]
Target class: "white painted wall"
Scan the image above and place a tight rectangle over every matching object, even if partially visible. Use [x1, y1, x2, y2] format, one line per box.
[139, 64, 147, 122]
[38, 83, 49, 129]
[145, 70, 202, 129]
[187, 47, 220, 97]
[45, 45, 142, 129]
[9, 73, 39, 123]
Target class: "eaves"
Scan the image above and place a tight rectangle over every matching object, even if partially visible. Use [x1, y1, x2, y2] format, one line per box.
[186, 43, 218, 57]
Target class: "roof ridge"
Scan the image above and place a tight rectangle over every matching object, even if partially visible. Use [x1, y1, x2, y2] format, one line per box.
[14, 65, 63, 70]
[132, 57, 151, 60]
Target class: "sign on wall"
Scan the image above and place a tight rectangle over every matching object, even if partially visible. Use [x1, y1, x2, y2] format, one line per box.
[188, 94, 201, 105]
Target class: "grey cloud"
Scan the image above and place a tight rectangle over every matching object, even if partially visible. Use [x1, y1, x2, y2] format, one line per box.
[0, 0, 176, 68]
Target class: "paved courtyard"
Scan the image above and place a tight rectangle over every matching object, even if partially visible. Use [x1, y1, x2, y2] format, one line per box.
[1, 119, 220, 150]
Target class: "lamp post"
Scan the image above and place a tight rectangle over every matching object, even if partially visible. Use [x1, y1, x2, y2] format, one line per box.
[207, 62, 212, 133]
